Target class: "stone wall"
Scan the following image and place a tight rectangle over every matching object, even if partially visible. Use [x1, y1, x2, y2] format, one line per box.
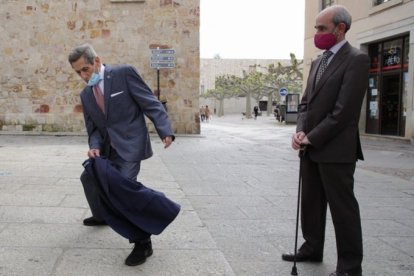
[0, 0, 200, 134]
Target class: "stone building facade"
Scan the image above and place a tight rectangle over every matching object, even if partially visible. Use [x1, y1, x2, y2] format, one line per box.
[0, 0, 200, 134]
[304, 0, 414, 142]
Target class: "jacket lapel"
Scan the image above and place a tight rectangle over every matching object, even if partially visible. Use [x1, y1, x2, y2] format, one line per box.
[103, 66, 112, 118]
[309, 42, 351, 103]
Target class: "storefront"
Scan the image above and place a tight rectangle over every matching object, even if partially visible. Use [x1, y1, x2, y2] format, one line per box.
[366, 35, 409, 137]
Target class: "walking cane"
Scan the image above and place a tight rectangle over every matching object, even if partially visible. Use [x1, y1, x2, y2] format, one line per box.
[291, 146, 306, 276]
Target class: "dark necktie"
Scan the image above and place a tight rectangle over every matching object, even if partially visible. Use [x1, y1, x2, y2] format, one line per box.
[315, 50, 333, 85]
[93, 82, 105, 113]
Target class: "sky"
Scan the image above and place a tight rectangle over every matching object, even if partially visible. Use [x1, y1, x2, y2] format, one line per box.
[200, 0, 305, 60]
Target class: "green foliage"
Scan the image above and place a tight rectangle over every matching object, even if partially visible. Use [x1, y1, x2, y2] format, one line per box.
[22, 124, 36, 131]
[203, 75, 237, 100]
[202, 53, 303, 117]
[202, 75, 238, 117]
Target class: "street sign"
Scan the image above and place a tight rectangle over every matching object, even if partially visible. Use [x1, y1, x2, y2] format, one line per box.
[150, 48, 175, 68]
[150, 49, 176, 100]
[150, 55, 175, 62]
[151, 49, 175, 55]
[150, 62, 175, 69]
[279, 87, 288, 96]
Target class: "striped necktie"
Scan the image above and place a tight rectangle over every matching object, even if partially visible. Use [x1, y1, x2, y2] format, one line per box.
[315, 50, 333, 85]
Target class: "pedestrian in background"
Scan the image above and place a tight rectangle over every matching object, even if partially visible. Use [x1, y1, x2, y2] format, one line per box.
[68, 43, 175, 266]
[205, 105, 211, 122]
[200, 105, 206, 122]
[253, 106, 259, 120]
[282, 5, 369, 276]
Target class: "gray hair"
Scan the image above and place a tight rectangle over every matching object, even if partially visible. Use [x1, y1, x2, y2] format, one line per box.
[68, 43, 97, 65]
[330, 5, 352, 32]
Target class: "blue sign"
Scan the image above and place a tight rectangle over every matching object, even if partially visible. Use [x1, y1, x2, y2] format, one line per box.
[150, 48, 175, 68]
[150, 62, 175, 69]
[279, 87, 288, 96]
[151, 49, 175, 55]
[151, 55, 175, 62]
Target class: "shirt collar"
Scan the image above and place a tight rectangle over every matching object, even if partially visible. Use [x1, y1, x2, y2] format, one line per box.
[99, 64, 105, 80]
[329, 40, 347, 55]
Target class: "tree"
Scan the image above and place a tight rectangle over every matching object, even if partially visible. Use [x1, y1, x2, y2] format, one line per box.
[258, 53, 303, 115]
[213, 53, 221, 59]
[202, 54, 303, 118]
[232, 69, 267, 118]
[202, 75, 237, 117]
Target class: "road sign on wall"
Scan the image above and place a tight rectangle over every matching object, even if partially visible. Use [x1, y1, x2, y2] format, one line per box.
[150, 49, 175, 68]
[150, 62, 175, 69]
[151, 49, 175, 55]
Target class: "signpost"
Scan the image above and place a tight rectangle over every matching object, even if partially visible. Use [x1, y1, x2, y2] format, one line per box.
[279, 87, 288, 97]
[150, 48, 175, 101]
[279, 87, 288, 104]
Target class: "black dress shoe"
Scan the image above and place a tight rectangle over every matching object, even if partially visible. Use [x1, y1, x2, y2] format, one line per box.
[329, 271, 362, 276]
[125, 239, 153, 266]
[83, 217, 107, 226]
[281, 250, 323, 262]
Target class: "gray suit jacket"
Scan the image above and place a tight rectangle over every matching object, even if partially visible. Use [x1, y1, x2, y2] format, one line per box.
[297, 42, 369, 163]
[80, 65, 174, 162]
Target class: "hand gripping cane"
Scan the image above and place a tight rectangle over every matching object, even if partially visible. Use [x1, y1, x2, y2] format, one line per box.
[291, 146, 306, 276]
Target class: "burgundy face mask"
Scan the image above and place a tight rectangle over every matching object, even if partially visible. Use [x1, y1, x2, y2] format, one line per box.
[314, 33, 337, 50]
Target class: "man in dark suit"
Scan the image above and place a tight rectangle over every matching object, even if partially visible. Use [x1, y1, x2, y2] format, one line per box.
[68, 43, 175, 266]
[281, 5, 369, 276]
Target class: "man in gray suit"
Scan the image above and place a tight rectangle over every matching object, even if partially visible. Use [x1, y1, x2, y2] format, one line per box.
[68, 43, 175, 266]
[281, 6, 369, 276]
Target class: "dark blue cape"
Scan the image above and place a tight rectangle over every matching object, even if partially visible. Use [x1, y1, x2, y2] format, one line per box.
[82, 157, 180, 238]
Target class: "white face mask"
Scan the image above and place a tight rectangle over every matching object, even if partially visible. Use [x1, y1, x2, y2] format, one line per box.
[87, 64, 102, 86]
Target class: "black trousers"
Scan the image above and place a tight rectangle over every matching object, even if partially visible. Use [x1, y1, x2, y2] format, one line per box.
[80, 146, 150, 243]
[300, 155, 363, 273]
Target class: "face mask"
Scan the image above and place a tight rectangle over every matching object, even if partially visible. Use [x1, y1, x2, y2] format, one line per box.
[314, 33, 337, 50]
[87, 64, 102, 86]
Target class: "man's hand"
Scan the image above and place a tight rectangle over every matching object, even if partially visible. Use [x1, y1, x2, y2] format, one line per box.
[87, 149, 100, 158]
[162, 136, 174, 149]
[291, 131, 306, 150]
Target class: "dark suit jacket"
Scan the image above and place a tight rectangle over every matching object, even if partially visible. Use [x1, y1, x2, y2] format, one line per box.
[82, 157, 181, 237]
[297, 42, 369, 163]
[80, 65, 174, 162]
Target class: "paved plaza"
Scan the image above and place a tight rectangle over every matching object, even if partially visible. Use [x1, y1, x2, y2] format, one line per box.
[0, 114, 413, 275]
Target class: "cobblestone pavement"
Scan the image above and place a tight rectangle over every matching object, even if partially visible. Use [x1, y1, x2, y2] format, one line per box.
[0, 114, 413, 275]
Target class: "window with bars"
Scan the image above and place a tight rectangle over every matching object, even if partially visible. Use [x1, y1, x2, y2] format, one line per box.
[322, 0, 334, 9]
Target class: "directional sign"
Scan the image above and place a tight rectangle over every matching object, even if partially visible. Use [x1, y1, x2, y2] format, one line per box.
[150, 49, 175, 68]
[150, 55, 175, 62]
[150, 62, 175, 69]
[279, 87, 288, 96]
[151, 49, 175, 55]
